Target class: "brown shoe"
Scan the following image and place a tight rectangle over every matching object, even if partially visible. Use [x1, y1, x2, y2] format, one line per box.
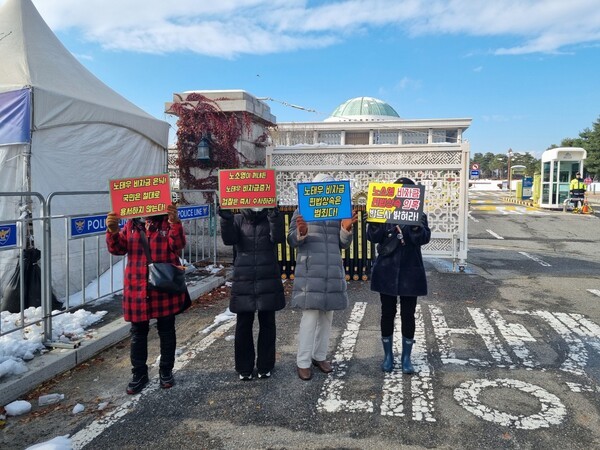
[312, 359, 333, 373]
[297, 366, 313, 380]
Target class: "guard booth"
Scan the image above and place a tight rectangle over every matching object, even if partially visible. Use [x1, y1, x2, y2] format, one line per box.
[539, 147, 587, 209]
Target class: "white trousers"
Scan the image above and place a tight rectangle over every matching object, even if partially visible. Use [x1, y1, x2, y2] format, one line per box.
[296, 310, 334, 368]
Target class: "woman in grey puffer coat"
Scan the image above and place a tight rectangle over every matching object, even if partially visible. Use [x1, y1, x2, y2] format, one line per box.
[287, 173, 357, 381]
[220, 207, 286, 380]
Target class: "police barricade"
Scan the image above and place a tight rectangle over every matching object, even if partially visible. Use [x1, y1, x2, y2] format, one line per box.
[0, 192, 51, 339]
[0, 190, 218, 342]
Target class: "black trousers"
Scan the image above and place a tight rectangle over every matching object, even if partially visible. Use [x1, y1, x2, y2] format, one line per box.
[130, 315, 176, 375]
[235, 310, 276, 375]
[380, 294, 417, 339]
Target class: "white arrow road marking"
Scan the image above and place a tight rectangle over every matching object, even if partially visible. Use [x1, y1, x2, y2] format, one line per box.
[70, 318, 236, 449]
[587, 289, 600, 297]
[486, 229, 504, 239]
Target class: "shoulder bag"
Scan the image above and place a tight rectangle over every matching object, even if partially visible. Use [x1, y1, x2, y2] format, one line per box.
[139, 229, 187, 294]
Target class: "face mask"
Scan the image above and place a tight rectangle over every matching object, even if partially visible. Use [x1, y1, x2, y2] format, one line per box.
[251, 208, 263, 212]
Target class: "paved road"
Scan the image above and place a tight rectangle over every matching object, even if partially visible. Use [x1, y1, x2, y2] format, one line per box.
[2, 192, 600, 449]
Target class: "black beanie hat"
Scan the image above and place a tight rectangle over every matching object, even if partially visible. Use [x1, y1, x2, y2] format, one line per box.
[395, 177, 415, 185]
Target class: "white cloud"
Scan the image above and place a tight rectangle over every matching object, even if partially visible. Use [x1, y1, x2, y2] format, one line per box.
[394, 76, 422, 91]
[27, 0, 600, 58]
[473, 66, 483, 72]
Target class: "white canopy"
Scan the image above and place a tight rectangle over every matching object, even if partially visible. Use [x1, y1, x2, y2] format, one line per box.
[0, 0, 169, 297]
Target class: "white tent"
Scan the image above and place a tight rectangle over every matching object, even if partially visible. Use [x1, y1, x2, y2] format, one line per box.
[0, 0, 169, 298]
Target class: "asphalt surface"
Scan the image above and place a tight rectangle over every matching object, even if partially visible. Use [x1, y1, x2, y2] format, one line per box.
[2, 191, 600, 450]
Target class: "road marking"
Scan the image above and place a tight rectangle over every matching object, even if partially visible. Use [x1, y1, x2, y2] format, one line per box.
[468, 212, 479, 223]
[454, 378, 566, 429]
[429, 304, 489, 367]
[317, 302, 373, 413]
[488, 309, 537, 369]
[518, 251, 551, 266]
[486, 229, 504, 239]
[588, 289, 600, 297]
[468, 308, 513, 367]
[380, 305, 435, 421]
[411, 306, 435, 422]
[70, 318, 236, 449]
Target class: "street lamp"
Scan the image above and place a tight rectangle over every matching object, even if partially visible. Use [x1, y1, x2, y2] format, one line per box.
[197, 134, 211, 161]
[507, 148, 514, 193]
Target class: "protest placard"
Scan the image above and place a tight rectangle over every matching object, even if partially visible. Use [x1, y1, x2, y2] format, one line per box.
[366, 182, 425, 226]
[109, 174, 172, 219]
[218, 169, 277, 209]
[297, 180, 352, 221]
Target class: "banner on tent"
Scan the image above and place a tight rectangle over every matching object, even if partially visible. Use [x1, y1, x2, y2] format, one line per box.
[0, 89, 31, 145]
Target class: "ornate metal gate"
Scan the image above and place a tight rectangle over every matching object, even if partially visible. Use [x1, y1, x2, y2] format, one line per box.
[267, 143, 470, 273]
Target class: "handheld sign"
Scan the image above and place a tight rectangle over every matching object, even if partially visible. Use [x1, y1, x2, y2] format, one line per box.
[297, 180, 352, 222]
[218, 169, 277, 209]
[366, 182, 425, 226]
[109, 174, 172, 219]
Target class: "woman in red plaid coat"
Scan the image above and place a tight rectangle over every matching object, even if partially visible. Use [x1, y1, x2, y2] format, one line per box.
[106, 204, 188, 394]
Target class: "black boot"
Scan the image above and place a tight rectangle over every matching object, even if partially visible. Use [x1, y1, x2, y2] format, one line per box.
[127, 370, 149, 395]
[129, 322, 149, 394]
[158, 316, 176, 389]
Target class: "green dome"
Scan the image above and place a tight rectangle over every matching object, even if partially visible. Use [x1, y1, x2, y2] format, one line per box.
[325, 97, 400, 122]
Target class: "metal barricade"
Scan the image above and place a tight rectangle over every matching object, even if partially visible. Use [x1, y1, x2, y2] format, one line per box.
[0, 192, 49, 339]
[1, 189, 219, 343]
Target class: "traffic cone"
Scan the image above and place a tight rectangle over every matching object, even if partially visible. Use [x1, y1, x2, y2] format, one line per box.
[582, 202, 589, 214]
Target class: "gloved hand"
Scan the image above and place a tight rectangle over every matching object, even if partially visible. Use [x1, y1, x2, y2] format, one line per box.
[412, 214, 427, 231]
[296, 215, 308, 237]
[167, 203, 180, 223]
[267, 207, 279, 218]
[218, 206, 234, 220]
[341, 211, 358, 232]
[106, 212, 120, 234]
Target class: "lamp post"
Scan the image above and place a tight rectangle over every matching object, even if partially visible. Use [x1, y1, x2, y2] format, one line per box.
[507, 148, 514, 193]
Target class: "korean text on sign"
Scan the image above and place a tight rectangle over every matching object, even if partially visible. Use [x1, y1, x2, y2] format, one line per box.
[366, 182, 425, 226]
[109, 174, 172, 219]
[297, 180, 352, 222]
[218, 169, 277, 209]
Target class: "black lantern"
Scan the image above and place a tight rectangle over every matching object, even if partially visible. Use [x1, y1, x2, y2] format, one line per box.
[197, 135, 211, 161]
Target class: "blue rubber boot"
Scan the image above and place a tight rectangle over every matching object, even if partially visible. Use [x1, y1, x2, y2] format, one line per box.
[401, 337, 415, 374]
[381, 336, 394, 372]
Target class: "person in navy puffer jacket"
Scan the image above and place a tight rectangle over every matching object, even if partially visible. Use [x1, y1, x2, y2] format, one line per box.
[366, 177, 431, 375]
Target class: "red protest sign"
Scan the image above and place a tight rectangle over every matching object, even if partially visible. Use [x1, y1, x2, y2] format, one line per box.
[218, 169, 277, 209]
[109, 174, 172, 219]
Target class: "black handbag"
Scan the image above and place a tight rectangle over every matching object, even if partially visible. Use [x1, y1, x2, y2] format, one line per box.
[376, 226, 404, 256]
[139, 230, 187, 294]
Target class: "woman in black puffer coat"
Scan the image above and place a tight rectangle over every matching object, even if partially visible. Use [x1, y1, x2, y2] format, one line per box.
[219, 207, 286, 380]
[366, 178, 431, 375]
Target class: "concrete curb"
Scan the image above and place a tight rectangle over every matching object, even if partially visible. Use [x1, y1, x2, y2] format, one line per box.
[502, 197, 535, 208]
[0, 275, 227, 407]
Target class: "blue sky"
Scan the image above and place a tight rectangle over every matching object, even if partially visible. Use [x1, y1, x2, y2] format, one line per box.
[22, 0, 600, 157]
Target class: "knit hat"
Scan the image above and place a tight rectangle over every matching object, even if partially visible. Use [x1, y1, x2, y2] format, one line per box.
[394, 177, 415, 185]
[313, 173, 335, 183]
